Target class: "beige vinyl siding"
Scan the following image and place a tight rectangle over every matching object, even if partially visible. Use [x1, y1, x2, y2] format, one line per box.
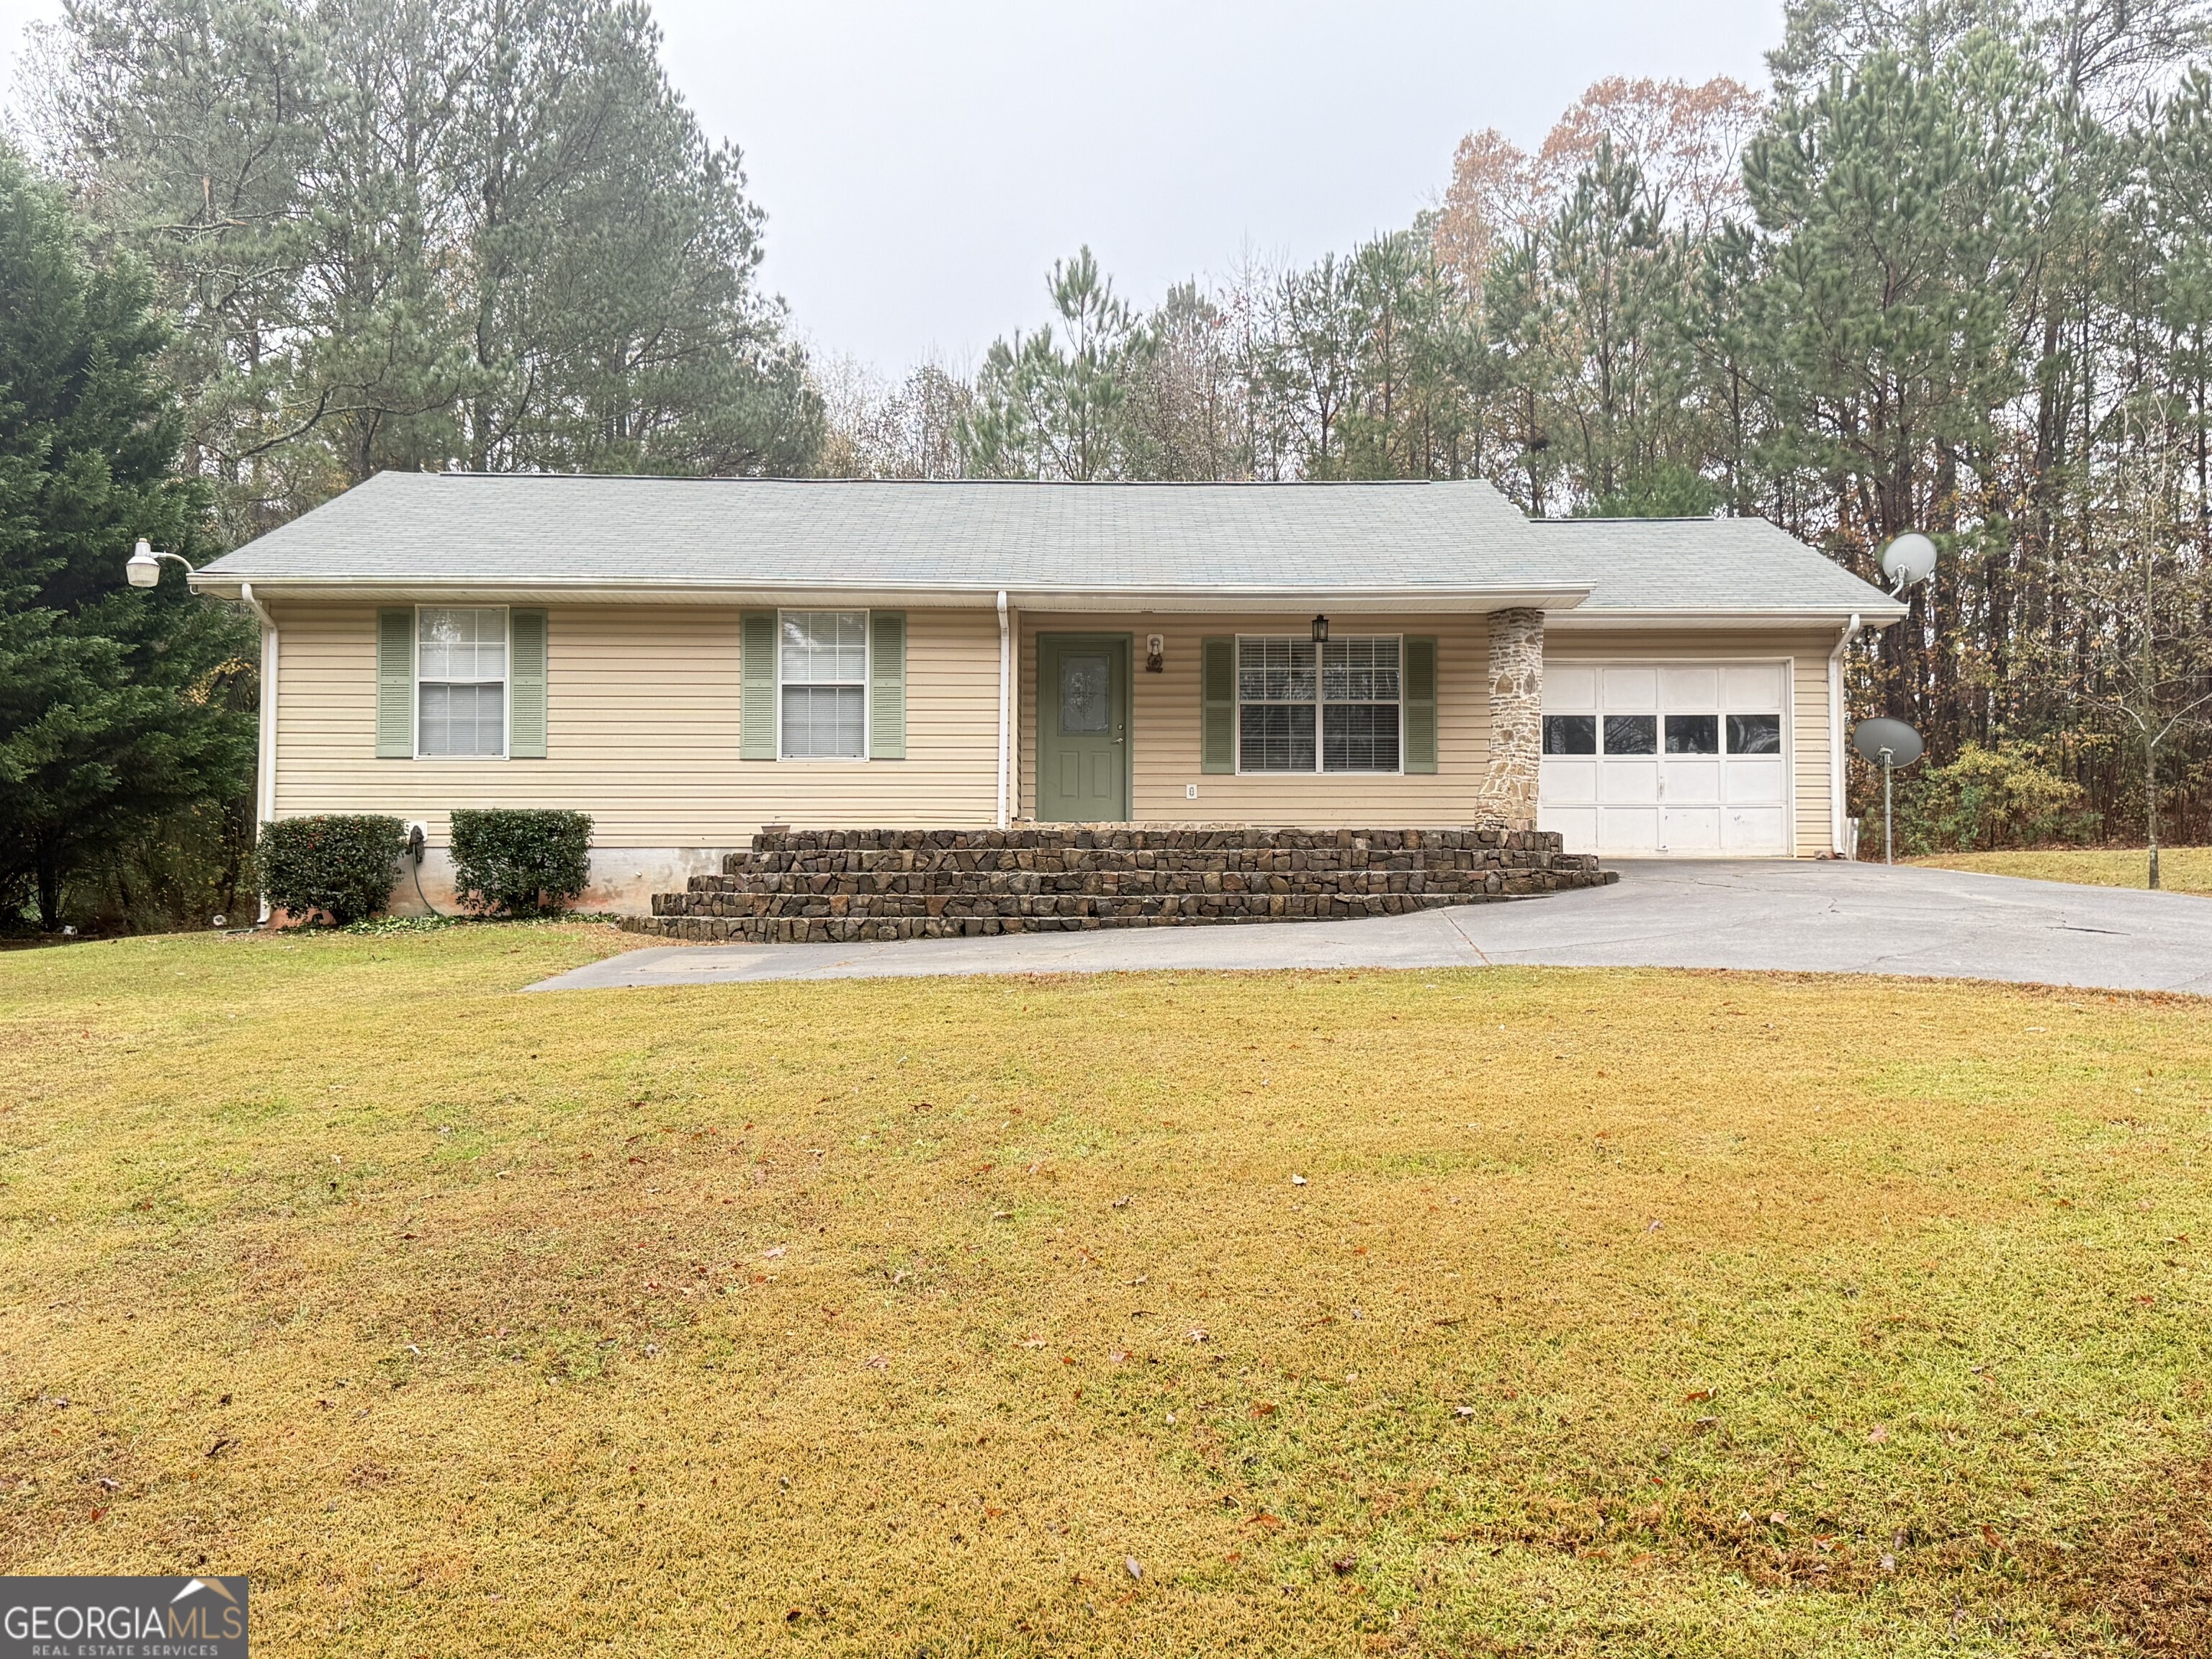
[1017, 611, 1493, 826]
[1546, 626, 1838, 857]
[270, 603, 1000, 841]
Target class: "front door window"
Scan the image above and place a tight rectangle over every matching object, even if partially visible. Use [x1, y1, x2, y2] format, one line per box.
[1060, 652, 1112, 734]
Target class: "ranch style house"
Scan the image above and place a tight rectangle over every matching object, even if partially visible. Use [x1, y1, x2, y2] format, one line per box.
[189, 472, 1905, 921]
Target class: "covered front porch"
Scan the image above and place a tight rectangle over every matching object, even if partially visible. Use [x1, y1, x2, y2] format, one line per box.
[1007, 606, 1546, 831]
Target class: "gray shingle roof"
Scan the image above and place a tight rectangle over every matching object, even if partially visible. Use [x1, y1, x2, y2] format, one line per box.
[1526, 516, 1902, 616]
[191, 471, 1901, 619]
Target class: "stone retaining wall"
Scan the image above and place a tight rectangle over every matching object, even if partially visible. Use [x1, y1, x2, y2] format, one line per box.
[621, 824, 1614, 944]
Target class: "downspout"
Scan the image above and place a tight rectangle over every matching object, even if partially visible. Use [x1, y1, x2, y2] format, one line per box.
[996, 590, 1011, 830]
[240, 583, 279, 922]
[1827, 611, 1860, 856]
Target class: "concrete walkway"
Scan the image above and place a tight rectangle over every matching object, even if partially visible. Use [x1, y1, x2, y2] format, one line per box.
[529, 860, 2212, 995]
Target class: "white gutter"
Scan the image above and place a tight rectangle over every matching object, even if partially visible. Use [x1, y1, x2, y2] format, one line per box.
[186, 573, 1596, 613]
[1827, 611, 1860, 855]
[996, 590, 1011, 829]
[241, 582, 279, 922]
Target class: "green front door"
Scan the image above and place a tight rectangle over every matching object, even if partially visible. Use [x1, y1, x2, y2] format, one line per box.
[1037, 634, 1130, 822]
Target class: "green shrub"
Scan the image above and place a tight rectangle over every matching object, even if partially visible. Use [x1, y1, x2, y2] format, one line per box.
[448, 809, 593, 917]
[1896, 740, 2093, 853]
[257, 815, 405, 925]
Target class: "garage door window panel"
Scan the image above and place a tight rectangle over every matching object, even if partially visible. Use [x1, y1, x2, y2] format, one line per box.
[1728, 714, 1783, 755]
[1603, 714, 1657, 755]
[1665, 714, 1719, 755]
[1544, 715, 1597, 755]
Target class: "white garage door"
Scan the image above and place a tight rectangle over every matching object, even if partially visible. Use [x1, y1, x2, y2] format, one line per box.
[1537, 663, 1791, 856]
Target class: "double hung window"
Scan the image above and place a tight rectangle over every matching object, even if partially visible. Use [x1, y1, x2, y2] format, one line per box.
[1236, 635, 1401, 773]
[417, 606, 508, 757]
[780, 610, 868, 759]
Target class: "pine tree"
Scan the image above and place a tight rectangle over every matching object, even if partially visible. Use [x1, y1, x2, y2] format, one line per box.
[0, 140, 256, 930]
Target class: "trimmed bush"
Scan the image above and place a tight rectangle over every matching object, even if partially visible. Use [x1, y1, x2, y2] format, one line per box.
[449, 809, 593, 917]
[258, 815, 405, 926]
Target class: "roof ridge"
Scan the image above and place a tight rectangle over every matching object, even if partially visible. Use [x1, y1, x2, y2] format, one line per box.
[390, 469, 1475, 489]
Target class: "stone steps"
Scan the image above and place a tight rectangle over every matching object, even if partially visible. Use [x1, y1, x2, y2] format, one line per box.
[621, 824, 1614, 945]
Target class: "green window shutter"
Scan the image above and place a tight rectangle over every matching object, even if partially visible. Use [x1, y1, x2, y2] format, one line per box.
[868, 611, 907, 760]
[377, 608, 414, 758]
[741, 610, 778, 760]
[1201, 636, 1235, 774]
[509, 608, 547, 758]
[1403, 635, 1438, 774]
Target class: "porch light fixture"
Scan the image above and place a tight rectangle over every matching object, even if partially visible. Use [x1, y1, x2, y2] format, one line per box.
[1310, 614, 1329, 644]
[125, 538, 188, 588]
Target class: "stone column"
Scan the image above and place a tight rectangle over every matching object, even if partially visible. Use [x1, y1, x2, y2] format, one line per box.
[1477, 607, 1544, 830]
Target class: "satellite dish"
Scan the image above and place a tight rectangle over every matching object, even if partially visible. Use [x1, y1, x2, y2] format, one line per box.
[1853, 718, 1923, 768]
[1879, 532, 1937, 591]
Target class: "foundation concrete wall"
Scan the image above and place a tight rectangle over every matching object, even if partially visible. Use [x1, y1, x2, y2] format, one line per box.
[385, 846, 729, 918]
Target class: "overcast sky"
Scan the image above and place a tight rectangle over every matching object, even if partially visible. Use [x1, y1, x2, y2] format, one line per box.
[0, 0, 1784, 372]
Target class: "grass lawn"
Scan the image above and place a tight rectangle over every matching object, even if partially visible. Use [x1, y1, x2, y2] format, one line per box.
[4, 926, 2211, 1655]
[1909, 845, 2212, 896]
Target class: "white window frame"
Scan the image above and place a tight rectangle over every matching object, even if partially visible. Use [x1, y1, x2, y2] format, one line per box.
[1233, 631, 1405, 777]
[413, 603, 509, 762]
[776, 608, 871, 763]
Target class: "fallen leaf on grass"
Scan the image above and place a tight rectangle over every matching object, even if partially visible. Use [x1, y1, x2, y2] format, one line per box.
[762, 1246, 787, 1261]
[1124, 1557, 1143, 1581]
[1249, 1402, 1277, 1419]
[1249, 1512, 1282, 1532]
[1869, 1424, 1890, 1444]
[1330, 1554, 1357, 1575]
[1188, 1328, 1210, 1344]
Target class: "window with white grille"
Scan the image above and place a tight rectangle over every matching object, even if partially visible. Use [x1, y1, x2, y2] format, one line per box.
[1236, 636, 1401, 773]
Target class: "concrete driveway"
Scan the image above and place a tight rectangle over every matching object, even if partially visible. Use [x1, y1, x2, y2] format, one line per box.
[530, 859, 2212, 995]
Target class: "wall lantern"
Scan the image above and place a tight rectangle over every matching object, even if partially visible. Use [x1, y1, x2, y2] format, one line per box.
[1310, 614, 1330, 644]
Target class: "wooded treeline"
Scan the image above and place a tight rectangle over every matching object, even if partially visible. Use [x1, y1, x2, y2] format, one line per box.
[3, 0, 821, 930]
[27, 0, 821, 547]
[824, 0, 2212, 850]
[8, 0, 2212, 931]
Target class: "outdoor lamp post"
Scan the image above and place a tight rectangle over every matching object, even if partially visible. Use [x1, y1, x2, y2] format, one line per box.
[125, 538, 189, 588]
